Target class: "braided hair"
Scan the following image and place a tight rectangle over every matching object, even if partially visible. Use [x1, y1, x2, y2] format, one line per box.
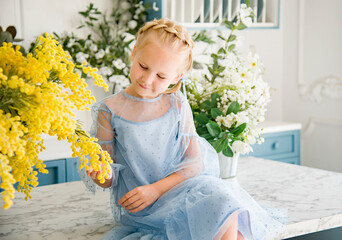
[134, 19, 194, 93]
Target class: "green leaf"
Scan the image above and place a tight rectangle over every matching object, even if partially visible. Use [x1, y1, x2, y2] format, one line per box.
[228, 44, 236, 52]
[85, 21, 94, 27]
[211, 108, 223, 119]
[218, 132, 227, 138]
[204, 74, 210, 82]
[195, 112, 210, 125]
[202, 133, 214, 141]
[192, 31, 215, 44]
[212, 139, 226, 153]
[217, 35, 226, 41]
[227, 101, 240, 114]
[222, 144, 234, 157]
[208, 67, 215, 76]
[231, 123, 247, 136]
[196, 126, 208, 135]
[236, 22, 248, 30]
[211, 93, 220, 104]
[217, 66, 225, 73]
[206, 121, 221, 137]
[210, 53, 218, 59]
[79, 11, 88, 17]
[228, 34, 237, 42]
[222, 20, 235, 30]
[201, 100, 212, 112]
[218, 47, 226, 55]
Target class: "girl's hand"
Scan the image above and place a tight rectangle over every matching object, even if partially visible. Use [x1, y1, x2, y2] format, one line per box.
[86, 164, 113, 181]
[118, 184, 161, 213]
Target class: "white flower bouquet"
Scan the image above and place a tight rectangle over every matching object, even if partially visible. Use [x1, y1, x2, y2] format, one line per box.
[185, 4, 270, 157]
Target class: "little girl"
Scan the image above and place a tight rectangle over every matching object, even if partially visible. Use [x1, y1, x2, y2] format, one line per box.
[78, 19, 286, 240]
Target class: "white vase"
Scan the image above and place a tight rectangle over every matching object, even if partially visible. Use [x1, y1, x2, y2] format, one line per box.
[218, 152, 240, 179]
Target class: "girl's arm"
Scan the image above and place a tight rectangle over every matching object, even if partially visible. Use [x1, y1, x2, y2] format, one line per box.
[118, 172, 184, 213]
[87, 103, 115, 189]
[152, 172, 185, 195]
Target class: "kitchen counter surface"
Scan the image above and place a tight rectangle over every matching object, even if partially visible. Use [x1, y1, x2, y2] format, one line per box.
[1, 157, 341, 240]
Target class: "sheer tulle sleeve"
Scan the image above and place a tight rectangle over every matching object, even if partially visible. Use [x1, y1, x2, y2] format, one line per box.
[165, 91, 219, 179]
[77, 100, 125, 193]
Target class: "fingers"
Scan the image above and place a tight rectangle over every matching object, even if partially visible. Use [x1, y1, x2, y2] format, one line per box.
[86, 166, 93, 176]
[86, 167, 100, 180]
[125, 199, 144, 211]
[120, 194, 140, 208]
[129, 203, 147, 213]
[118, 188, 148, 213]
[118, 188, 138, 205]
[87, 164, 112, 180]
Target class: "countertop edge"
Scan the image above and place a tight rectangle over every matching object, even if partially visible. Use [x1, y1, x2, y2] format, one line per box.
[278, 206, 342, 239]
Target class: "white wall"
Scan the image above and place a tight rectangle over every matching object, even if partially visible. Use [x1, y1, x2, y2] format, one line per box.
[282, 0, 342, 172]
[1, 0, 341, 172]
[0, 0, 113, 46]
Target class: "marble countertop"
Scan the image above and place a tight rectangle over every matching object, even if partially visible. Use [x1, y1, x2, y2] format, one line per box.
[2, 157, 341, 240]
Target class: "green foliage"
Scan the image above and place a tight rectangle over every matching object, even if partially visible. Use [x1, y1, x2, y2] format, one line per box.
[192, 31, 215, 44]
[50, 1, 150, 93]
[0, 26, 25, 54]
[227, 102, 240, 115]
[192, 93, 246, 155]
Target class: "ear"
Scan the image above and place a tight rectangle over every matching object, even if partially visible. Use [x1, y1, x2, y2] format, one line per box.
[172, 72, 184, 84]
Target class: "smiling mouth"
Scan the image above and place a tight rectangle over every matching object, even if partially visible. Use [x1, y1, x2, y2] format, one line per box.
[139, 83, 149, 89]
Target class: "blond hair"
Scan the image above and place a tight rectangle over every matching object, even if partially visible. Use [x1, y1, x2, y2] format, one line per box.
[135, 18, 194, 94]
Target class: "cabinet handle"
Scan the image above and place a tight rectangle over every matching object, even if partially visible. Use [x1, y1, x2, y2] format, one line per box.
[272, 141, 280, 149]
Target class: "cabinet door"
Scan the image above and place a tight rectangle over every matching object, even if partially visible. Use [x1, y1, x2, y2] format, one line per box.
[36, 159, 66, 186]
[248, 130, 301, 165]
[66, 157, 81, 182]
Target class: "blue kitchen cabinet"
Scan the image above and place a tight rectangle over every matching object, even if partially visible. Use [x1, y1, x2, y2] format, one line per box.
[66, 157, 81, 182]
[32, 158, 80, 187]
[248, 130, 301, 165]
[36, 159, 66, 186]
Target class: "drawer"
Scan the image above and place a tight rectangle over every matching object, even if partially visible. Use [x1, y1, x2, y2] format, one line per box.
[249, 130, 300, 160]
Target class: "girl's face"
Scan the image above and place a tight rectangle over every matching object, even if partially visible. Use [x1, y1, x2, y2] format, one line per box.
[127, 39, 185, 99]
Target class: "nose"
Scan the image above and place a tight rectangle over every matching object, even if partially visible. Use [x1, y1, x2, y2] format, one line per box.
[141, 72, 154, 85]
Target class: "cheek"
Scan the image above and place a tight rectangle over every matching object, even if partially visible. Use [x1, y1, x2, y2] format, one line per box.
[129, 64, 139, 79]
[155, 79, 174, 90]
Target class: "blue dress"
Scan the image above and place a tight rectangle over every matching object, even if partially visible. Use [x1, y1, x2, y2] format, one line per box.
[78, 90, 286, 240]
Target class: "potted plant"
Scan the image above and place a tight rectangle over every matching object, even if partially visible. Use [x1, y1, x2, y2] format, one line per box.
[185, 3, 270, 178]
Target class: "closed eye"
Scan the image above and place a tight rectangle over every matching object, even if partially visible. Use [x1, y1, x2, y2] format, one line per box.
[139, 63, 147, 70]
[157, 74, 166, 79]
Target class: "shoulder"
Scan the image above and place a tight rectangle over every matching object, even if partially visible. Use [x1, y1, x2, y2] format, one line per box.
[92, 92, 126, 115]
[170, 90, 191, 111]
[171, 90, 189, 105]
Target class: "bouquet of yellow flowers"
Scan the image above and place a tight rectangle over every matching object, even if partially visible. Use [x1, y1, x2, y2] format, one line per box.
[0, 34, 113, 209]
